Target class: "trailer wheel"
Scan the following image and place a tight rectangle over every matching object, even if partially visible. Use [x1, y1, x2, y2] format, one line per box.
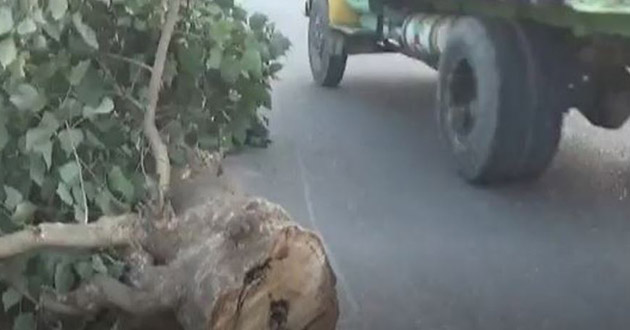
[308, 0, 347, 87]
[437, 18, 563, 184]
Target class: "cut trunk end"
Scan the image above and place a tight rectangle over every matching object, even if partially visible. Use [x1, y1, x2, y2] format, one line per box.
[210, 226, 339, 330]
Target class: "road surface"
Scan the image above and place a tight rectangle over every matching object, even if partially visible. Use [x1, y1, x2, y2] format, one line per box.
[227, 1, 630, 328]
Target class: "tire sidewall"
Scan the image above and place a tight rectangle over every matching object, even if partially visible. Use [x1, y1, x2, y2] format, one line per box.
[437, 18, 501, 181]
[308, 0, 331, 84]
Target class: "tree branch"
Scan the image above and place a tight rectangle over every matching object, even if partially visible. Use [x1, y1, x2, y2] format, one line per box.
[144, 0, 181, 207]
[65, 121, 89, 225]
[102, 53, 153, 73]
[0, 214, 139, 259]
[97, 59, 145, 113]
[40, 271, 179, 316]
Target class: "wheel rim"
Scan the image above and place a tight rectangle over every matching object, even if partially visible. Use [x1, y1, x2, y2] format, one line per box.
[446, 59, 478, 142]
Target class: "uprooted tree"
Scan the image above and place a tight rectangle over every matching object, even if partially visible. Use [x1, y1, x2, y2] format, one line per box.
[0, 0, 339, 329]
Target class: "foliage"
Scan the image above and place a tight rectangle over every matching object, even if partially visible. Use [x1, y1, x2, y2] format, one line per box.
[0, 0, 290, 327]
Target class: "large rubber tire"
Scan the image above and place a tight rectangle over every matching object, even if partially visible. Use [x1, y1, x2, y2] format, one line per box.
[437, 18, 563, 184]
[308, 0, 347, 87]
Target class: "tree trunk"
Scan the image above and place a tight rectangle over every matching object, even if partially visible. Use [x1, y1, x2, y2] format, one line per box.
[152, 170, 340, 330]
[162, 195, 340, 330]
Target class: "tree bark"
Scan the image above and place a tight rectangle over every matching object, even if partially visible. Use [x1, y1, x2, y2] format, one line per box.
[151, 190, 340, 330]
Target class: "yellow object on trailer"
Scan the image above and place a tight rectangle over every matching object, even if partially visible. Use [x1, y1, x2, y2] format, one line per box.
[329, 0, 360, 26]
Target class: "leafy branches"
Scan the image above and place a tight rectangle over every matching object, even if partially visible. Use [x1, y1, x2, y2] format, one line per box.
[0, 0, 290, 327]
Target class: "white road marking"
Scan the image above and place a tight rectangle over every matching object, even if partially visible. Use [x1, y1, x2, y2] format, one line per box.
[295, 147, 361, 315]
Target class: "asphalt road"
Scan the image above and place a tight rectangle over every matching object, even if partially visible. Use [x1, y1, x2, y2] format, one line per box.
[227, 1, 630, 329]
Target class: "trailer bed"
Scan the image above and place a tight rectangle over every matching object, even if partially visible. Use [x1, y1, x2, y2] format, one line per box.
[378, 0, 630, 13]
[336, 0, 630, 37]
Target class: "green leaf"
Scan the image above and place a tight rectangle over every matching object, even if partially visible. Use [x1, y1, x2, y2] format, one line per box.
[74, 260, 93, 280]
[69, 60, 90, 86]
[10, 84, 45, 112]
[49, 0, 68, 21]
[269, 32, 291, 58]
[108, 166, 134, 202]
[2, 288, 22, 311]
[132, 18, 146, 31]
[9, 51, 26, 78]
[58, 162, 80, 184]
[35, 141, 52, 169]
[207, 47, 222, 69]
[241, 48, 262, 78]
[83, 97, 114, 117]
[73, 203, 85, 222]
[95, 188, 113, 215]
[249, 13, 268, 31]
[33, 34, 47, 50]
[25, 113, 59, 165]
[210, 19, 233, 45]
[33, 8, 46, 24]
[56, 182, 73, 205]
[117, 16, 131, 27]
[0, 124, 8, 151]
[232, 7, 247, 21]
[72, 13, 99, 50]
[230, 116, 249, 145]
[13, 312, 36, 330]
[40, 111, 60, 129]
[216, 0, 234, 8]
[29, 155, 46, 186]
[12, 201, 36, 224]
[39, 178, 57, 204]
[198, 132, 219, 150]
[169, 146, 186, 165]
[107, 259, 125, 279]
[17, 18, 36, 35]
[0, 214, 19, 235]
[92, 255, 108, 274]
[0, 7, 13, 36]
[56, 98, 83, 119]
[71, 183, 83, 205]
[164, 120, 184, 144]
[0, 37, 17, 68]
[42, 21, 61, 41]
[4, 186, 22, 210]
[205, 3, 222, 15]
[54, 261, 75, 293]
[220, 56, 240, 84]
[177, 41, 203, 74]
[75, 67, 106, 105]
[31, 52, 67, 82]
[163, 55, 177, 87]
[268, 62, 283, 75]
[85, 129, 105, 148]
[83, 181, 96, 201]
[58, 128, 84, 155]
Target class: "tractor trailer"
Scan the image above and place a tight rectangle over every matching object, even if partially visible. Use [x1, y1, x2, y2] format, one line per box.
[305, 0, 630, 184]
